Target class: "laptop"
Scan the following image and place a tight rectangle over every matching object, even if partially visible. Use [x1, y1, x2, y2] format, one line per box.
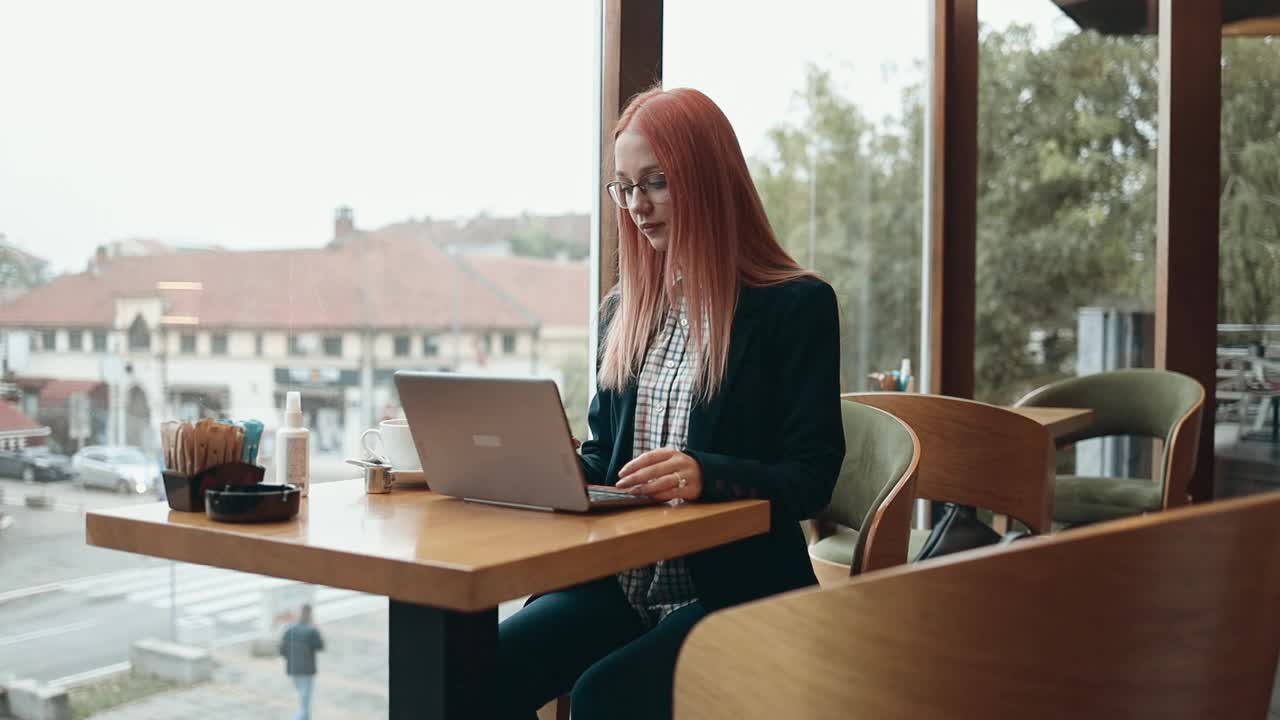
[394, 371, 655, 512]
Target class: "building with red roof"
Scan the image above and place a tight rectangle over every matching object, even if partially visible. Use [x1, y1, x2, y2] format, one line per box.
[0, 210, 590, 456]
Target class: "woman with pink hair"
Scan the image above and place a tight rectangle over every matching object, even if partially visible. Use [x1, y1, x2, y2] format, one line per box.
[497, 87, 845, 720]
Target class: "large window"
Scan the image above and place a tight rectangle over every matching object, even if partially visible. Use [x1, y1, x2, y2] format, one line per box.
[0, 2, 594, 713]
[1214, 33, 1280, 497]
[127, 315, 151, 352]
[975, 3, 1155, 405]
[287, 333, 311, 357]
[665, 1, 927, 392]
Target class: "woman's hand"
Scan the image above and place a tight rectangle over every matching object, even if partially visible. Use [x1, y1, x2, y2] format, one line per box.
[616, 447, 703, 502]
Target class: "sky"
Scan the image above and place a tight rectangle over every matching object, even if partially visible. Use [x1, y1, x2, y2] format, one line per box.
[0, 1, 1070, 275]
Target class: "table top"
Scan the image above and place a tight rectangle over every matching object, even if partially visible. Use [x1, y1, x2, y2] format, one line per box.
[1009, 406, 1095, 439]
[85, 479, 769, 612]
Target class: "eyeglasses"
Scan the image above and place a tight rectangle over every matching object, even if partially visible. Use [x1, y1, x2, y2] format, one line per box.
[606, 173, 669, 209]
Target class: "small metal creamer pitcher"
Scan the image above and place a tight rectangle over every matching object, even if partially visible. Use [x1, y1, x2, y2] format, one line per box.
[347, 458, 394, 494]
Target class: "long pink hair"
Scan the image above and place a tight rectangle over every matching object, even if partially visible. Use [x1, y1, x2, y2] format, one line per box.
[599, 87, 812, 401]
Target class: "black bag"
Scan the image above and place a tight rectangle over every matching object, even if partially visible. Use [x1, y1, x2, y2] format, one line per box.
[913, 503, 1028, 561]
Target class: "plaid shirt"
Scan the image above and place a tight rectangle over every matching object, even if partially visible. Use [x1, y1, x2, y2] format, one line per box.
[617, 296, 699, 628]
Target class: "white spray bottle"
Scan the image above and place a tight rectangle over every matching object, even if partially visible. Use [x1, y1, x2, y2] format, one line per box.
[275, 391, 311, 497]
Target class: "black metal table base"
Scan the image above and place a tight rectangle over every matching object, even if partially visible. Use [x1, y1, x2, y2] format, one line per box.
[390, 600, 498, 720]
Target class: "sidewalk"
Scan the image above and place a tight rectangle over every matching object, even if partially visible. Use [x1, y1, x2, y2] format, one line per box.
[90, 609, 390, 720]
[82, 598, 524, 720]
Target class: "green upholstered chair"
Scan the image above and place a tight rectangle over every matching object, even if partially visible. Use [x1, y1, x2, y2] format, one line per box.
[808, 400, 920, 586]
[1014, 369, 1205, 526]
[854, 393, 1054, 565]
[811, 393, 1053, 582]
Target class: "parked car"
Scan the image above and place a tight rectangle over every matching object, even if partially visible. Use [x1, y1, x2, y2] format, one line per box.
[0, 445, 76, 483]
[72, 445, 160, 494]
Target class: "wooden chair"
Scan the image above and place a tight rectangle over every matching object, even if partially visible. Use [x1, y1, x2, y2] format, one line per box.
[676, 492, 1280, 719]
[808, 400, 921, 586]
[1014, 368, 1205, 525]
[537, 697, 569, 720]
[809, 393, 1054, 578]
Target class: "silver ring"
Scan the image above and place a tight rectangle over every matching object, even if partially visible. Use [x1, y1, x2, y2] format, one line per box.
[676, 472, 687, 489]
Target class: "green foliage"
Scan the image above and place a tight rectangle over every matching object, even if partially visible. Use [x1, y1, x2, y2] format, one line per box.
[1220, 36, 1280, 327]
[974, 25, 1158, 402]
[752, 66, 923, 391]
[69, 671, 182, 719]
[558, 344, 591, 439]
[752, 26, 1280, 404]
[507, 227, 588, 261]
[0, 243, 50, 294]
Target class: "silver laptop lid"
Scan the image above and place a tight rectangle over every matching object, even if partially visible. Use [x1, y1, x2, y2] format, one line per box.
[394, 371, 591, 512]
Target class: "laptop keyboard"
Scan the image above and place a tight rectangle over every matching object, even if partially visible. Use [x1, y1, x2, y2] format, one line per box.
[588, 487, 637, 502]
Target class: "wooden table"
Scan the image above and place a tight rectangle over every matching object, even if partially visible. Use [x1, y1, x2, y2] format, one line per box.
[85, 479, 769, 719]
[1009, 406, 1095, 440]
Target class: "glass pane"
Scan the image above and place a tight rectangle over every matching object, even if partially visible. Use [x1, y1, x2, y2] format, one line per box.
[665, 1, 927, 392]
[0, 2, 595, 713]
[321, 335, 342, 358]
[1215, 33, 1280, 497]
[976, 2, 1157, 410]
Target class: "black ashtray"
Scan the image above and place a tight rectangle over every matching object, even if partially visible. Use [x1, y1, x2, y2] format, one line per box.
[205, 483, 301, 523]
[164, 462, 264, 512]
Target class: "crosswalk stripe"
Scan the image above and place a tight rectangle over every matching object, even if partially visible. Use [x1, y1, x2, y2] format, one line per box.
[184, 586, 331, 617]
[314, 587, 353, 603]
[127, 569, 250, 604]
[308, 595, 387, 623]
[84, 567, 225, 599]
[53, 563, 389, 630]
[61, 566, 168, 593]
[0, 620, 97, 648]
[151, 576, 295, 610]
[216, 587, 363, 625]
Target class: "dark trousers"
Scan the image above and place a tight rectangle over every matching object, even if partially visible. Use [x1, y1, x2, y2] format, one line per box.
[496, 576, 707, 720]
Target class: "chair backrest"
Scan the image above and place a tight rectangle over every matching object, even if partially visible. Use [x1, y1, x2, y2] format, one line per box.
[817, 400, 920, 574]
[675, 493, 1280, 720]
[1014, 368, 1205, 507]
[844, 393, 1054, 534]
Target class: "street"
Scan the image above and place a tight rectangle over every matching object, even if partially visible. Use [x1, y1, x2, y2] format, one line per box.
[0, 455, 378, 685]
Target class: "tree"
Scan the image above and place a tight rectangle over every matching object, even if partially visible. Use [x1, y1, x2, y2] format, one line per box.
[972, 26, 1157, 402]
[753, 26, 1280, 404]
[752, 67, 923, 392]
[557, 345, 591, 440]
[507, 227, 589, 261]
[1220, 36, 1280, 330]
[0, 239, 51, 301]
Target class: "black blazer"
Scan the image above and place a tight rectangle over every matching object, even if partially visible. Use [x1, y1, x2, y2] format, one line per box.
[579, 276, 846, 611]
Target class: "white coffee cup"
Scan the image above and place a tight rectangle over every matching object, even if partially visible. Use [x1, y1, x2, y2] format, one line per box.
[360, 419, 421, 471]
